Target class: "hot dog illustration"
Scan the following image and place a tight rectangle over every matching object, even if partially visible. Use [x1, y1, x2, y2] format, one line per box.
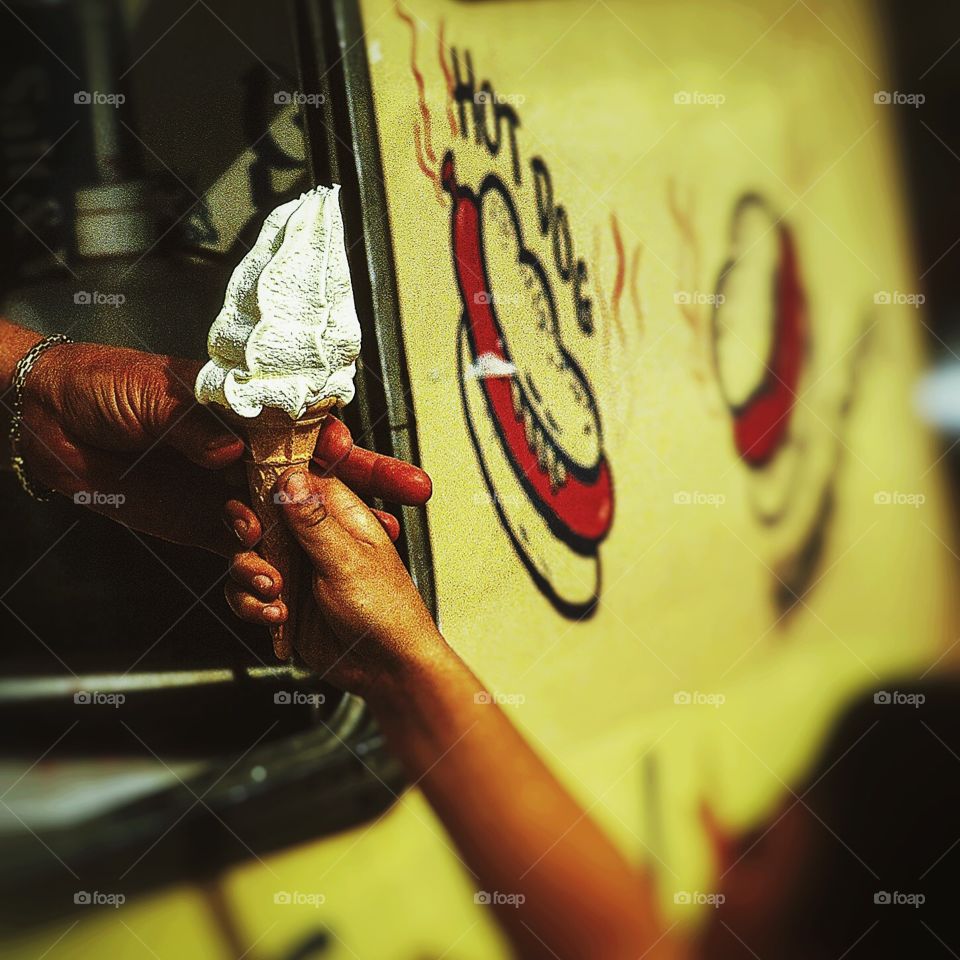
[711, 193, 808, 469]
[709, 193, 842, 615]
[442, 152, 613, 616]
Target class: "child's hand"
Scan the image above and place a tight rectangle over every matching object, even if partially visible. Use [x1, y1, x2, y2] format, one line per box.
[224, 469, 445, 696]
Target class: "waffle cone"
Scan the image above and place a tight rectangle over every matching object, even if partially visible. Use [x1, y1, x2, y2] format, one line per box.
[244, 398, 338, 660]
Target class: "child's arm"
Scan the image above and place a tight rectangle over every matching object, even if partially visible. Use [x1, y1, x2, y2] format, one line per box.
[226, 469, 679, 960]
[369, 645, 674, 960]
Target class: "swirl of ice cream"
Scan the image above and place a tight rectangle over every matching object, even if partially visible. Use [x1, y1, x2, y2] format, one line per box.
[195, 184, 361, 419]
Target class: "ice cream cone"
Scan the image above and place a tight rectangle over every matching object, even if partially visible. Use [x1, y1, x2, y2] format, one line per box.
[243, 398, 338, 660]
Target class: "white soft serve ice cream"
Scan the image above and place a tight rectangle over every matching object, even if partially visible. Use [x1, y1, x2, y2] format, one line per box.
[195, 184, 361, 419]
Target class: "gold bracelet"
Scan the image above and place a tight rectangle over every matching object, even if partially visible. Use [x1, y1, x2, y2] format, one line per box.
[8, 334, 72, 501]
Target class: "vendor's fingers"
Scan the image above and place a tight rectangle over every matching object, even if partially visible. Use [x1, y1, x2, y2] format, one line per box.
[58, 353, 244, 469]
[51, 442, 243, 556]
[224, 581, 288, 625]
[371, 508, 400, 542]
[224, 499, 262, 548]
[147, 360, 245, 469]
[162, 405, 245, 469]
[228, 550, 283, 600]
[323, 444, 433, 506]
[313, 416, 352, 465]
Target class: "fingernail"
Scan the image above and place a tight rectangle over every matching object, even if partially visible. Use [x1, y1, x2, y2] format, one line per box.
[253, 575, 273, 595]
[264, 605, 283, 623]
[233, 518, 248, 541]
[284, 470, 308, 502]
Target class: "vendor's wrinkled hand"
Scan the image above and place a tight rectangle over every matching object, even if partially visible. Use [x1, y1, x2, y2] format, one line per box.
[18, 341, 246, 554]
[10, 337, 432, 556]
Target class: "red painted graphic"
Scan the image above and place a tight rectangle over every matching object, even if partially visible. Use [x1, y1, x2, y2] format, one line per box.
[443, 155, 613, 548]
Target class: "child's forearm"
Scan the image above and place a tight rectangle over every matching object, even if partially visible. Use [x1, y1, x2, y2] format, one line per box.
[226, 472, 681, 957]
[368, 635, 676, 960]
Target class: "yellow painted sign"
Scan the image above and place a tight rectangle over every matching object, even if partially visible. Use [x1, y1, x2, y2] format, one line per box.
[9, 1, 954, 957]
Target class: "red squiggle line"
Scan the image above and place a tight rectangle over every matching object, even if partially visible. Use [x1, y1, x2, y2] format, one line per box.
[610, 213, 626, 338]
[414, 121, 442, 204]
[395, 0, 437, 165]
[629, 243, 644, 334]
[593, 228, 612, 351]
[438, 19, 457, 137]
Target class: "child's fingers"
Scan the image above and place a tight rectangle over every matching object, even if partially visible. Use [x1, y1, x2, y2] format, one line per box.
[224, 499, 262, 548]
[371, 508, 400, 542]
[224, 581, 287, 626]
[229, 550, 283, 599]
[314, 416, 352, 465]
[323, 444, 433, 505]
[311, 420, 433, 507]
